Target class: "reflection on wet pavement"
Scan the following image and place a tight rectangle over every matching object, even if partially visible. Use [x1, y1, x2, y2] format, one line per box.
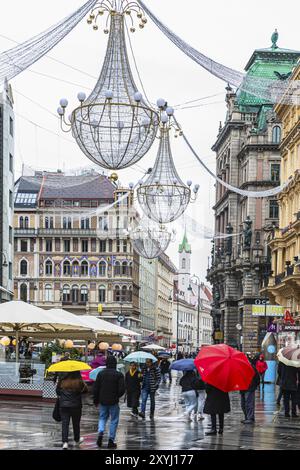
[0, 380, 299, 450]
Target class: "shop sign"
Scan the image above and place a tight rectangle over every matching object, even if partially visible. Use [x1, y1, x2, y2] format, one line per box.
[281, 325, 300, 332]
[252, 305, 284, 317]
[214, 331, 223, 340]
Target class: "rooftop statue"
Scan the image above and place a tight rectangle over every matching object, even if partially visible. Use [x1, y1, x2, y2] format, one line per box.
[271, 29, 279, 49]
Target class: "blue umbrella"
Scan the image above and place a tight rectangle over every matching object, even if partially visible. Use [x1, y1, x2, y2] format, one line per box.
[89, 364, 124, 381]
[170, 359, 196, 371]
[124, 351, 157, 363]
[158, 351, 171, 357]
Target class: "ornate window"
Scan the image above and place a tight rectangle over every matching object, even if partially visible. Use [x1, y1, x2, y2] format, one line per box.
[72, 260, 79, 277]
[20, 283, 28, 302]
[19, 216, 24, 228]
[62, 285, 71, 302]
[80, 285, 88, 302]
[182, 258, 186, 269]
[122, 261, 128, 276]
[114, 261, 121, 276]
[99, 212, 109, 231]
[63, 260, 71, 276]
[114, 285, 121, 302]
[81, 217, 90, 229]
[272, 126, 281, 144]
[99, 285, 106, 303]
[99, 260, 106, 277]
[45, 260, 53, 276]
[81, 260, 89, 276]
[269, 200, 279, 219]
[72, 285, 79, 303]
[24, 217, 29, 229]
[20, 259, 28, 276]
[45, 284, 53, 302]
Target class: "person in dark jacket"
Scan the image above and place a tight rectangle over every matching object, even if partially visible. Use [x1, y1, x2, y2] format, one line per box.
[93, 355, 125, 448]
[278, 361, 299, 417]
[204, 384, 231, 435]
[240, 364, 260, 424]
[125, 362, 142, 417]
[159, 358, 172, 384]
[139, 359, 161, 420]
[56, 371, 87, 449]
[179, 370, 198, 420]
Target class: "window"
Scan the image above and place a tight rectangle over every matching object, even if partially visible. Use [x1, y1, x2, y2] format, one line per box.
[45, 260, 53, 276]
[64, 239, 71, 252]
[99, 286, 106, 303]
[122, 261, 128, 276]
[24, 217, 29, 229]
[269, 200, 279, 219]
[99, 260, 106, 277]
[20, 260, 28, 275]
[63, 260, 71, 276]
[123, 240, 127, 253]
[55, 239, 61, 252]
[271, 163, 280, 182]
[9, 190, 13, 208]
[9, 262, 12, 280]
[20, 283, 27, 302]
[116, 239, 121, 253]
[15, 193, 37, 205]
[114, 261, 121, 276]
[73, 238, 78, 252]
[72, 285, 79, 303]
[80, 285, 88, 302]
[62, 285, 71, 302]
[45, 239, 52, 252]
[182, 258, 186, 269]
[81, 218, 90, 229]
[128, 262, 133, 276]
[72, 261, 79, 277]
[19, 217, 24, 228]
[91, 238, 97, 252]
[272, 126, 281, 144]
[81, 260, 89, 276]
[9, 116, 14, 137]
[63, 217, 72, 229]
[45, 284, 53, 302]
[122, 286, 129, 302]
[82, 240, 88, 253]
[114, 285, 121, 302]
[109, 239, 113, 252]
[99, 240, 106, 252]
[45, 217, 54, 229]
[9, 153, 13, 172]
[20, 240, 28, 252]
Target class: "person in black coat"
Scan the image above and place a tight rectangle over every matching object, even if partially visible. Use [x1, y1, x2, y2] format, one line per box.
[125, 362, 142, 417]
[139, 359, 161, 420]
[56, 371, 87, 449]
[240, 363, 260, 424]
[277, 361, 299, 417]
[93, 355, 125, 449]
[179, 370, 198, 420]
[204, 384, 230, 435]
[159, 358, 172, 384]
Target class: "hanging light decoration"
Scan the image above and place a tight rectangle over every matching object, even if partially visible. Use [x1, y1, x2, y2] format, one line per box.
[129, 216, 175, 259]
[58, 0, 159, 170]
[137, 102, 199, 223]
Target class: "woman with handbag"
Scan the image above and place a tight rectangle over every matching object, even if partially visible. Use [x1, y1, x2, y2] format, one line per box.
[56, 371, 88, 449]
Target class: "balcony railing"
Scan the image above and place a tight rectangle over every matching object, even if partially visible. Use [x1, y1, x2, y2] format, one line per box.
[39, 228, 98, 236]
[14, 228, 38, 236]
[275, 272, 285, 285]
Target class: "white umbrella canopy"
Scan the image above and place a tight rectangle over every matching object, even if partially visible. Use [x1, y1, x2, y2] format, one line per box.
[80, 315, 140, 338]
[141, 344, 166, 351]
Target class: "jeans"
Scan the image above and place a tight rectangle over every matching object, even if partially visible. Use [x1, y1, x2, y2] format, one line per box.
[241, 391, 255, 421]
[211, 413, 224, 431]
[60, 407, 81, 443]
[197, 390, 206, 416]
[182, 390, 198, 417]
[141, 388, 156, 415]
[98, 404, 120, 441]
[277, 387, 283, 404]
[283, 390, 297, 416]
[161, 372, 172, 383]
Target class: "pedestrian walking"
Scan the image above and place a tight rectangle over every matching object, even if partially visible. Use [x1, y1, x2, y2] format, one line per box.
[277, 361, 299, 418]
[139, 358, 161, 420]
[179, 370, 198, 421]
[204, 384, 230, 435]
[240, 363, 260, 424]
[159, 358, 172, 384]
[56, 371, 88, 450]
[255, 354, 268, 388]
[93, 355, 125, 449]
[125, 362, 142, 417]
[193, 372, 206, 420]
[276, 368, 283, 406]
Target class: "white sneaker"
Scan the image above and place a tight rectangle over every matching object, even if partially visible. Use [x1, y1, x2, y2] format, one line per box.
[74, 438, 84, 447]
[62, 442, 68, 450]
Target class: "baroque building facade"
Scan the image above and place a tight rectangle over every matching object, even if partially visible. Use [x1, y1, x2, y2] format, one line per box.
[156, 252, 177, 348]
[13, 171, 141, 332]
[207, 34, 300, 352]
[263, 62, 300, 313]
[0, 80, 14, 302]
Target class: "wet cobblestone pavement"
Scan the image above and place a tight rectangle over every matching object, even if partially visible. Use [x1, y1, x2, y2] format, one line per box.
[0, 380, 299, 450]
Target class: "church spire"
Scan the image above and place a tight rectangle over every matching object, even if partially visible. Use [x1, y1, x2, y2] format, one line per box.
[179, 229, 191, 254]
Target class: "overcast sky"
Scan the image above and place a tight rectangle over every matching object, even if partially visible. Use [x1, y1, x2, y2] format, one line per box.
[1, 0, 300, 282]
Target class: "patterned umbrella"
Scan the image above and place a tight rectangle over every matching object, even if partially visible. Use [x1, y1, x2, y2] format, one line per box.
[277, 346, 300, 368]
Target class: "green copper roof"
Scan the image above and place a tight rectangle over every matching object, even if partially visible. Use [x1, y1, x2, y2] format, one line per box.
[179, 231, 191, 254]
[237, 31, 300, 110]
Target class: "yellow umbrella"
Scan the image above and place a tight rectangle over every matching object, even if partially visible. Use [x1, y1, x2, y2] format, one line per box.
[47, 360, 92, 373]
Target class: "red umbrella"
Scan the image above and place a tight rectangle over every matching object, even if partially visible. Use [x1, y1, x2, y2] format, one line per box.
[194, 344, 255, 393]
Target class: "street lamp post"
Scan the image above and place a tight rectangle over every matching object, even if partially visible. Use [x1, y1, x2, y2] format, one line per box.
[188, 275, 201, 352]
[169, 289, 179, 357]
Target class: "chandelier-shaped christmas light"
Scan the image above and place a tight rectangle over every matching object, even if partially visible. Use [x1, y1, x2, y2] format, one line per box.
[129, 216, 174, 259]
[57, 0, 159, 170]
[137, 104, 199, 224]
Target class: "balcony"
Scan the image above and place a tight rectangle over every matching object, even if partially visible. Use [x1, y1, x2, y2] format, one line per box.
[275, 272, 285, 285]
[14, 228, 38, 237]
[38, 228, 98, 237]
